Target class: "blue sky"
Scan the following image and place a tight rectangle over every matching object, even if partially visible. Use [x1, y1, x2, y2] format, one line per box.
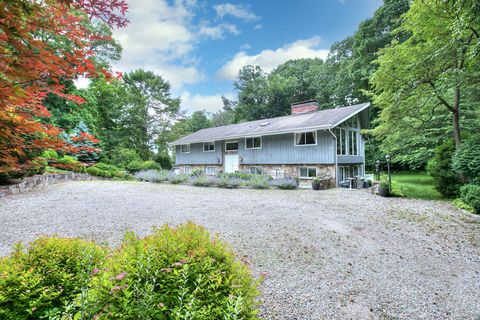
[112, 0, 382, 114]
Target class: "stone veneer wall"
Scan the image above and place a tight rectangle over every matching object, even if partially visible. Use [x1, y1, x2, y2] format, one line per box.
[0, 173, 97, 198]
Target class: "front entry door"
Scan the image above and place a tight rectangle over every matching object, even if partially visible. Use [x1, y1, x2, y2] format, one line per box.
[224, 154, 239, 173]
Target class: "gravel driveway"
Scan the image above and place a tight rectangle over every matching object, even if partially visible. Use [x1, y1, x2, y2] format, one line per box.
[1, 181, 479, 319]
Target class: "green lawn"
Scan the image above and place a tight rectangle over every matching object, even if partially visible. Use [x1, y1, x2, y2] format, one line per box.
[390, 172, 444, 200]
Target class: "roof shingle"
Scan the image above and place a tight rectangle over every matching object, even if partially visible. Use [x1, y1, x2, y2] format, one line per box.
[170, 102, 369, 145]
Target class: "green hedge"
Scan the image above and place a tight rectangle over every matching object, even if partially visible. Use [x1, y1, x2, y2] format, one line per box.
[0, 223, 260, 319]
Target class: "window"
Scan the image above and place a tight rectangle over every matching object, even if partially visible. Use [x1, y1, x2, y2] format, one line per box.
[205, 166, 216, 175]
[295, 131, 317, 146]
[249, 166, 262, 175]
[225, 141, 238, 151]
[183, 166, 191, 174]
[339, 165, 361, 182]
[299, 166, 317, 179]
[349, 131, 358, 155]
[336, 128, 347, 155]
[271, 169, 285, 179]
[180, 144, 190, 153]
[203, 141, 215, 152]
[245, 137, 262, 149]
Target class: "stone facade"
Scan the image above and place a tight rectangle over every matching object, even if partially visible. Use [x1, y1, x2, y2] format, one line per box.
[0, 173, 97, 198]
[177, 165, 222, 175]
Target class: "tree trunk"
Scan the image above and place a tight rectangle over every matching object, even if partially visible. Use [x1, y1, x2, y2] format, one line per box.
[452, 86, 461, 148]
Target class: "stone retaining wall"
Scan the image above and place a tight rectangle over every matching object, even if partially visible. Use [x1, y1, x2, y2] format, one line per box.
[0, 173, 97, 197]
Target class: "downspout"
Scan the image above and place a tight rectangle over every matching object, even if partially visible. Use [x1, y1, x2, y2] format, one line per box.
[327, 128, 338, 187]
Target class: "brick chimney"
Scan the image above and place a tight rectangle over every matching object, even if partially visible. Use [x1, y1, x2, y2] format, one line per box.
[291, 100, 318, 115]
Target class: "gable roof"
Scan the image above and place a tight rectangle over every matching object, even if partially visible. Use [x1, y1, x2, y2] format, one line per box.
[170, 102, 369, 145]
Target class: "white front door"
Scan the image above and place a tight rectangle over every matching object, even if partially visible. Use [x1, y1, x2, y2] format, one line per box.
[224, 154, 239, 173]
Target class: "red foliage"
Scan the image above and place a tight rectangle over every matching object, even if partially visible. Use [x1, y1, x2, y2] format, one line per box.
[0, 0, 127, 173]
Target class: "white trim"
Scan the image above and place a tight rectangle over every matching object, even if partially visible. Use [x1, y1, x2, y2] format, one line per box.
[205, 166, 217, 175]
[245, 136, 262, 150]
[203, 141, 215, 152]
[180, 144, 190, 153]
[225, 141, 239, 152]
[249, 166, 262, 174]
[298, 166, 317, 179]
[328, 128, 338, 187]
[294, 130, 317, 147]
[183, 166, 192, 174]
[169, 103, 370, 146]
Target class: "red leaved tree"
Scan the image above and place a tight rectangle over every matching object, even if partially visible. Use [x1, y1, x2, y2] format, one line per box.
[0, 0, 127, 174]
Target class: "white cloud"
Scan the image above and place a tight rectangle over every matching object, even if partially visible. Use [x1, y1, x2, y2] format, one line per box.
[214, 3, 260, 21]
[216, 37, 329, 80]
[180, 91, 234, 113]
[253, 24, 263, 30]
[198, 22, 240, 39]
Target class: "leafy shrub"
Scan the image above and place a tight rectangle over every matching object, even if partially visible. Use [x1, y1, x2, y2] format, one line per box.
[224, 172, 256, 181]
[427, 140, 461, 197]
[216, 175, 242, 189]
[57, 155, 79, 165]
[389, 181, 406, 197]
[91, 162, 119, 172]
[87, 166, 111, 178]
[269, 177, 299, 190]
[459, 184, 480, 214]
[248, 175, 270, 189]
[108, 147, 142, 168]
[191, 168, 204, 177]
[0, 223, 259, 319]
[452, 198, 475, 213]
[134, 169, 168, 183]
[167, 173, 189, 184]
[0, 237, 106, 319]
[126, 160, 161, 173]
[40, 149, 59, 160]
[452, 134, 480, 184]
[154, 153, 172, 170]
[190, 174, 215, 187]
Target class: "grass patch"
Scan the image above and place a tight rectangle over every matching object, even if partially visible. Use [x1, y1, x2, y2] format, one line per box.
[389, 171, 444, 200]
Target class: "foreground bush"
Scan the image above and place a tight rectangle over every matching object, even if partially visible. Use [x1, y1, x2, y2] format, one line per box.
[0, 237, 106, 319]
[86, 163, 129, 179]
[459, 184, 480, 214]
[167, 173, 189, 184]
[190, 174, 215, 187]
[0, 223, 260, 319]
[126, 160, 162, 173]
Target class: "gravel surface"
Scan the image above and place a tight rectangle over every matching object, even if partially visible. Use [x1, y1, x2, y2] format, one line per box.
[1, 181, 479, 319]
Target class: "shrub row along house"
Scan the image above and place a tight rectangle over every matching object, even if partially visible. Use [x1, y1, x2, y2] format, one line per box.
[170, 100, 370, 186]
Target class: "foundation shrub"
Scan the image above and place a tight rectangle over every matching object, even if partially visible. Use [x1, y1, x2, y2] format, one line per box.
[216, 175, 242, 189]
[269, 177, 299, 190]
[191, 174, 215, 187]
[167, 173, 189, 184]
[459, 184, 480, 214]
[248, 175, 270, 189]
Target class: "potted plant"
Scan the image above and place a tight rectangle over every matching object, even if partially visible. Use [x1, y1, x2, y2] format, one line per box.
[378, 179, 390, 197]
[312, 176, 321, 190]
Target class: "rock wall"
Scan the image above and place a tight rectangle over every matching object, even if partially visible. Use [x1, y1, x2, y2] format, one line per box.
[0, 173, 97, 197]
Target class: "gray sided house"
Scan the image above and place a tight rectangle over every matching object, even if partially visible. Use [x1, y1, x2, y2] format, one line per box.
[170, 100, 370, 186]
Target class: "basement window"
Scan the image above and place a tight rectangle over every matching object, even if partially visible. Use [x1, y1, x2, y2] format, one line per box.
[299, 166, 317, 179]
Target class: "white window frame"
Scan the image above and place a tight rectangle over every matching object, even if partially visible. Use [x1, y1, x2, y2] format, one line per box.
[271, 168, 285, 179]
[203, 141, 215, 152]
[294, 131, 317, 147]
[205, 166, 216, 175]
[225, 141, 239, 152]
[349, 131, 358, 156]
[336, 128, 347, 156]
[249, 166, 262, 175]
[245, 136, 262, 150]
[180, 144, 190, 153]
[298, 166, 317, 179]
[183, 166, 192, 174]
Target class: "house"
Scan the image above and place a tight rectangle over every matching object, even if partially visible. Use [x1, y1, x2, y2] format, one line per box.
[170, 100, 370, 186]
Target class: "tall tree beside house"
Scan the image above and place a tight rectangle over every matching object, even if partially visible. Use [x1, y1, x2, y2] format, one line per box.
[371, 0, 480, 167]
[119, 69, 181, 159]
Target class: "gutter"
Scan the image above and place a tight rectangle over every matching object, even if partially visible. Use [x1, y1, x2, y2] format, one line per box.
[327, 128, 338, 187]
